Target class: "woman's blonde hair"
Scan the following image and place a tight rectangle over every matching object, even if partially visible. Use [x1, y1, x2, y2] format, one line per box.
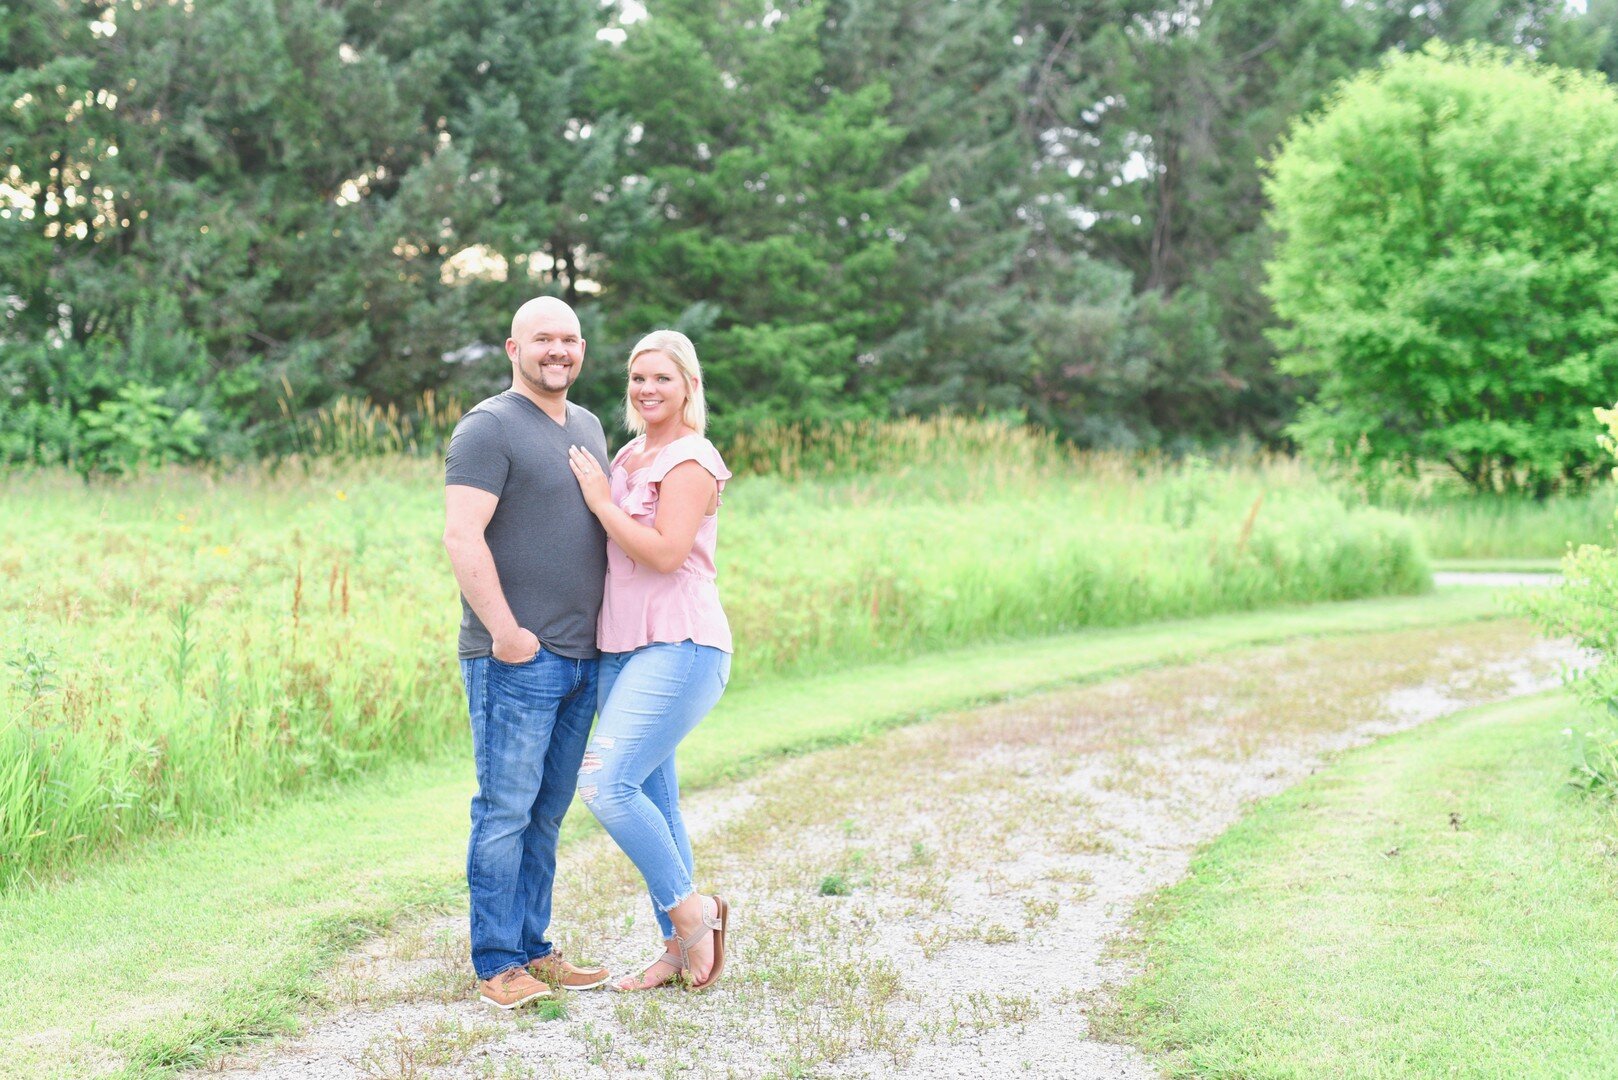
[624, 329, 707, 436]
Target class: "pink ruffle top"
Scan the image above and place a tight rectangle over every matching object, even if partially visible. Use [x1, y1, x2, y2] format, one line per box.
[597, 434, 734, 654]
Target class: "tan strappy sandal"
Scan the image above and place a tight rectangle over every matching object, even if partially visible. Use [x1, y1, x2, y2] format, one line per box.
[610, 946, 686, 992]
[677, 893, 728, 992]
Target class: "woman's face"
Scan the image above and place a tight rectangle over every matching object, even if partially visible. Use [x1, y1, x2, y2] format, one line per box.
[629, 350, 688, 429]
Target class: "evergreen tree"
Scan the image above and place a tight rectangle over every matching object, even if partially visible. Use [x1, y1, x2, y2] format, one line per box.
[0, 0, 615, 461]
[586, 0, 921, 439]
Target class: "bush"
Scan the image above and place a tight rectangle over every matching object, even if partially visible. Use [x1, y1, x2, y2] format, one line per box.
[77, 384, 209, 477]
[1267, 44, 1618, 496]
[1522, 402, 1618, 796]
[0, 297, 252, 473]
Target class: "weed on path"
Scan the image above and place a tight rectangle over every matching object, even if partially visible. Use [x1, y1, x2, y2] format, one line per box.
[194, 621, 1577, 1080]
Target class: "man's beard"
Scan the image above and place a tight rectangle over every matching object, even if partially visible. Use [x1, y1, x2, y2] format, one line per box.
[521, 358, 574, 394]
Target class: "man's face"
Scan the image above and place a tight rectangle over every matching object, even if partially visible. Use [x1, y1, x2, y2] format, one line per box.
[506, 308, 585, 397]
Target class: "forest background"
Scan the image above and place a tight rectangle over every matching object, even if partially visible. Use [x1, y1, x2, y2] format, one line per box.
[9, 0, 1618, 468]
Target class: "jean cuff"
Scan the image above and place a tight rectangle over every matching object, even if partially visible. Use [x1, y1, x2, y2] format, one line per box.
[659, 885, 697, 914]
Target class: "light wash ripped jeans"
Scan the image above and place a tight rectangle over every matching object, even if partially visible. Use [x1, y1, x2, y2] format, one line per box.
[578, 639, 730, 939]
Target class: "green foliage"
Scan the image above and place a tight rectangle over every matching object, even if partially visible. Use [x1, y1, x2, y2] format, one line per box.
[1522, 534, 1618, 773]
[4, 644, 56, 705]
[1382, 483, 1618, 559]
[5, 0, 1615, 468]
[1061, 0, 1606, 446]
[1521, 403, 1618, 797]
[0, 294, 229, 470]
[586, 0, 920, 440]
[818, 873, 852, 897]
[823, 1, 1094, 437]
[1267, 45, 1618, 495]
[0, 428, 1426, 888]
[284, 389, 465, 460]
[0, 0, 608, 446]
[79, 384, 208, 476]
[1566, 726, 1618, 799]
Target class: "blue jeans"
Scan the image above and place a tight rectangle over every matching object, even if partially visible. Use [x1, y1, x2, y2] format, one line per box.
[579, 640, 730, 940]
[461, 650, 596, 981]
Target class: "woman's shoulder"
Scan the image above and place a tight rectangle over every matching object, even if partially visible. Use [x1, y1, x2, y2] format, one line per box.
[651, 434, 730, 483]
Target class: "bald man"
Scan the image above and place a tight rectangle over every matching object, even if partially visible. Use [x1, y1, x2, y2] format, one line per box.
[443, 297, 612, 1008]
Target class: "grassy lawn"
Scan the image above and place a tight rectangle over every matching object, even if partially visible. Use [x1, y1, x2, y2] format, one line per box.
[0, 588, 1505, 1079]
[1102, 691, 1618, 1078]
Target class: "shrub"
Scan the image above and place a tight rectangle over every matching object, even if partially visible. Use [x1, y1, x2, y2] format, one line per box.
[1267, 44, 1618, 496]
[0, 297, 245, 473]
[77, 384, 209, 477]
[1522, 402, 1618, 796]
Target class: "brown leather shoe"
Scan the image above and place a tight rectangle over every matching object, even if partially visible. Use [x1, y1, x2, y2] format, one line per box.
[477, 966, 551, 1010]
[527, 949, 610, 991]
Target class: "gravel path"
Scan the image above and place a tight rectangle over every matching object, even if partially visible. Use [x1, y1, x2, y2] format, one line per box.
[1431, 571, 1561, 588]
[197, 623, 1583, 1080]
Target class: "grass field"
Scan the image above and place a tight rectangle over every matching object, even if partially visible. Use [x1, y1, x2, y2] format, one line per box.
[0, 589, 1513, 1079]
[1100, 692, 1618, 1078]
[1368, 475, 1618, 560]
[1, 426, 1429, 888]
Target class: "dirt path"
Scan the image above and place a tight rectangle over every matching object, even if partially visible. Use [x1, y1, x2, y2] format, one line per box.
[198, 622, 1581, 1080]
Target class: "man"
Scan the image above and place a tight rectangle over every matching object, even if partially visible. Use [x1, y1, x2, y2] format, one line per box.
[443, 296, 612, 1009]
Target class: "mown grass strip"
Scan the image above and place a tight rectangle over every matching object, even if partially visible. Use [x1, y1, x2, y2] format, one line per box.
[1101, 691, 1618, 1078]
[0, 588, 1506, 1079]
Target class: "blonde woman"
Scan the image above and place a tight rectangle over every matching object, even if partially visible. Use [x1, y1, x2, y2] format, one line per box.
[566, 330, 732, 992]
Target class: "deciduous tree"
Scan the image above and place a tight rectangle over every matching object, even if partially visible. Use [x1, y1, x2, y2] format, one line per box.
[1266, 45, 1618, 494]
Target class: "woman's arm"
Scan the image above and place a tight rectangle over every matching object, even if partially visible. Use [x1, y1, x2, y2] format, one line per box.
[568, 448, 716, 574]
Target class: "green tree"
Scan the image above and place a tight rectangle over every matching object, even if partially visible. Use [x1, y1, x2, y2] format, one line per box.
[390, 0, 625, 409]
[1, 0, 618, 466]
[1036, 0, 1605, 446]
[1265, 44, 1618, 494]
[586, 0, 922, 440]
[825, 0, 1245, 449]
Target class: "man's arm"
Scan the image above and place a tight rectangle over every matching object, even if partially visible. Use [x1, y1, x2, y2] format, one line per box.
[443, 484, 539, 663]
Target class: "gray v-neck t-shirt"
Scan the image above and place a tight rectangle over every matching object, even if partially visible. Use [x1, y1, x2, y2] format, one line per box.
[444, 392, 610, 660]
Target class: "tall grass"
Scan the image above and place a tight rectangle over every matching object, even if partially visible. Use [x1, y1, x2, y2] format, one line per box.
[279, 387, 464, 459]
[0, 423, 1425, 890]
[1327, 462, 1618, 560]
[723, 414, 1073, 479]
[1390, 490, 1618, 560]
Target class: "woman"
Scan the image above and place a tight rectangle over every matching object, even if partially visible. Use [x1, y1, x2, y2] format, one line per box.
[566, 329, 732, 992]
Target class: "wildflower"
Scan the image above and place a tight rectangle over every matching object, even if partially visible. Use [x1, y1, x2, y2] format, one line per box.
[212, 546, 232, 557]
[335, 490, 348, 501]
